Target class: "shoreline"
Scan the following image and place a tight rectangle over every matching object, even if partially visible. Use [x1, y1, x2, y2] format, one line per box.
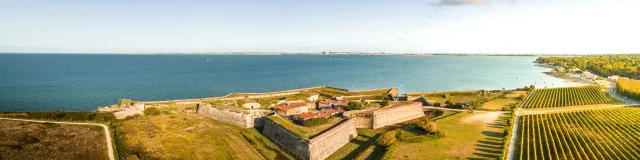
[542, 71, 597, 86]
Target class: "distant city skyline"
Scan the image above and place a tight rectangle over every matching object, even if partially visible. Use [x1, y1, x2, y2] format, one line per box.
[1, 0, 639, 54]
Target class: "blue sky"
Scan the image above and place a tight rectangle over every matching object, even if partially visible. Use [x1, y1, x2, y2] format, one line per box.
[1, 0, 639, 53]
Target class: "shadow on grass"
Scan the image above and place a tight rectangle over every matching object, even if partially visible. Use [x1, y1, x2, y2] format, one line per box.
[340, 134, 381, 159]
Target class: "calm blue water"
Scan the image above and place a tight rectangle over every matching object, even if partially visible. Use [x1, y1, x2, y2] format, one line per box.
[0, 54, 573, 111]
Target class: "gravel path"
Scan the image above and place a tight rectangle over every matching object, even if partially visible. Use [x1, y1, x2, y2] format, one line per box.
[0, 118, 115, 160]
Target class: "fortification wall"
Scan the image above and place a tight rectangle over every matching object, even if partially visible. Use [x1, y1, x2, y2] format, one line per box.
[263, 117, 358, 160]
[372, 102, 425, 129]
[263, 117, 311, 160]
[308, 119, 358, 160]
[343, 110, 373, 128]
[196, 103, 271, 128]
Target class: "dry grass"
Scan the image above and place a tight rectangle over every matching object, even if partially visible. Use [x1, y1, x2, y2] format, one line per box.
[395, 112, 510, 159]
[0, 120, 108, 160]
[268, 115, 344, 138]
[483, 98, 519, 110]
[114, 107, 266, 160]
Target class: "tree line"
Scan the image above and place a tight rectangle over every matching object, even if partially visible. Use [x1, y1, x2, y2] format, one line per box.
[536, 54, 640, 79]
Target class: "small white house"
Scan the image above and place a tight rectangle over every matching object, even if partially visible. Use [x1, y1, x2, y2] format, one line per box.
[608, 75, 620, 81]
[132, 103, 146, 111]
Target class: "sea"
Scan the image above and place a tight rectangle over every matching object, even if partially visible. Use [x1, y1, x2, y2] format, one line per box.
[0, 54, 575, 111]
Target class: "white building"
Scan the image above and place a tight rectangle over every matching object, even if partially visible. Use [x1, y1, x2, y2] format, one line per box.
[608, 75, 620, 81]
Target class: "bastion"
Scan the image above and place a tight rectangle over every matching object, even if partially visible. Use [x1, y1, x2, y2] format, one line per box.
[196, 102, 272, 128]
[343, 102, 425, 129]
[263, 117, 358, 160]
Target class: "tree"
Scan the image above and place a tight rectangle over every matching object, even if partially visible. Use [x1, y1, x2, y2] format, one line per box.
[519, 94, 527, 100]
[377, 131, 397, 147]
[524, 86, 530, 91]
[415, 119, 438, 134]
[470, 101, 482, 109]
[529, 85, 536, 91]
[433, 103, 441, 107]
[346, 101, 364, 110]
[444, 100, 453, 107]
[381, 100, 389, 107]
[480, 90, 487, 96]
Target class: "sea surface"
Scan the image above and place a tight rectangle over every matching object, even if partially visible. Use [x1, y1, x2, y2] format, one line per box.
[0, 54, 575, 111]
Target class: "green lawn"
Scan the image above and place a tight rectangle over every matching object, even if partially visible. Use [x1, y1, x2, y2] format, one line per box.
[483, 98, 518, 110]
[326, 128, 383, 160]
[395, 112, 509, 159]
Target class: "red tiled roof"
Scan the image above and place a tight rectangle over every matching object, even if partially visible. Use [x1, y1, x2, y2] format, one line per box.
[320, 99, 338, 104]
[274, 106, 293, 111]
[299, 112, 317, 119]
[336, 101, 348, 107]
[288, 103, 308, 108]
[317, 113, 331, 118]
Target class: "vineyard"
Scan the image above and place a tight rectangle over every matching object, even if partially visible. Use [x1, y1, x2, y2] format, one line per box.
[522, 85, 611, 109]
[517, 108, 640, 160]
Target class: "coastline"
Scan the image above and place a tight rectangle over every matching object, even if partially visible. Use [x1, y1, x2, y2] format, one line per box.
[542, 72, 597, 85]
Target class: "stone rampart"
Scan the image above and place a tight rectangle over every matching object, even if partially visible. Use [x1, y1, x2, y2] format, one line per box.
[372, 102, 425, 129]
[342, 110, 374, 128]
[263, 117, 358, 160]
[196, 103, 271, 128]
[308, 119, 357, 160]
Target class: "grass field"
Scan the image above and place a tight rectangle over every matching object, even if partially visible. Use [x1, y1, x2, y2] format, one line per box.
[517, 108, 640, 160]
[395, 112, 510, 159]
[0, 120, 108, 160]
[522, 85, 611, 109]
[326, 128, 383, 160]
[411, 90, 507, 106]
[114, 107, 289, 160]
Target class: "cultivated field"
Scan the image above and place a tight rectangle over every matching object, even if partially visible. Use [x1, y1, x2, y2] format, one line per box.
[0, 120, 108, 160]
[516, 108, 640, 160]
[522, 85, 611, 109]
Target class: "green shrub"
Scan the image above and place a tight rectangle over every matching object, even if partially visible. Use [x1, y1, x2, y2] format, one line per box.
[144, 107, 161, 116]
[501, 106, 511, 111]
[381, 100, 389, 107]
[381, 143, 398, 160]
[377, 131, 397, 147]
[415, 119, 438, 135]
[346, 102, 364, 110]
[302, 118, 329, 127]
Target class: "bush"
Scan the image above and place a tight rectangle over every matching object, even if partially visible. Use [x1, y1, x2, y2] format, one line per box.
[144, 107, 161, 116]
[501, 106, 511, 111]
[381, 100, 389, 107]
[381, 143, 398, 160]
[377, 131, 397, 147]
[346, 101, 364, 110]
[302, 118, 329, 127]
[433, 102, 441, 107]
[519, 94, 528, 100]
[415, 119, 438, 134]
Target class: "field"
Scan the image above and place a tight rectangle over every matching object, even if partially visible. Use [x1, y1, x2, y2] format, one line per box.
[395, 112, 510, 159]
[0, 120, 108, 160]
[326, 128, 383, 160]
[115, 107, 290, 160]
[522, 85, 611, 109]
[516, 108, 640, 160]
[409, 90, 507, 106]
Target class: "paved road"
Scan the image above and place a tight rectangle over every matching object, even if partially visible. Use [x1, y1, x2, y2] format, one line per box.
[0, 118, 115, 160]
[604, 82, 639, 105]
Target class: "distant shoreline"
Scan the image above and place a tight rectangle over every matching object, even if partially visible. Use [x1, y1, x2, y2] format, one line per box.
[1, 52, 629, 57]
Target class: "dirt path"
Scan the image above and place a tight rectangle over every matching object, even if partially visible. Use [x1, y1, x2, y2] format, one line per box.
[0, 118, 115, 160]
[459, 112, 502, 124]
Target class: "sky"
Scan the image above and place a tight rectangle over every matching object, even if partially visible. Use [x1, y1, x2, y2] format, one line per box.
[1, 0, 639, 54]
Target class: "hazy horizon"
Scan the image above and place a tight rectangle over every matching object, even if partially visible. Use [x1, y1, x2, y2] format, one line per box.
[2, 0, 639, 54]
